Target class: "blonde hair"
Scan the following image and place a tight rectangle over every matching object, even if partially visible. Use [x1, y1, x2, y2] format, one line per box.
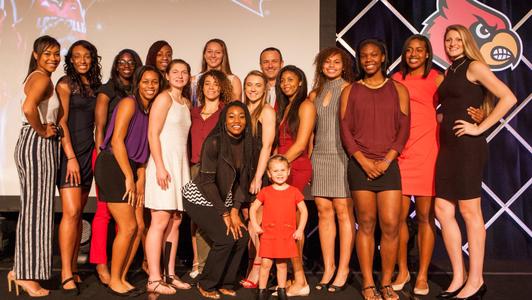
[243, 70, 269, 136]
[445, 24, 495, 115]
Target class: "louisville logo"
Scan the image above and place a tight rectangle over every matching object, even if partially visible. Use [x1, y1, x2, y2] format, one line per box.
[421, 0, 522, 71]
[232, 0, 264, 17]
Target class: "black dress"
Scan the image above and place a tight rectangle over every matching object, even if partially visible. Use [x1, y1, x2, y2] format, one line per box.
[57, 86, 96, 190]
[435, 57, 488, 200]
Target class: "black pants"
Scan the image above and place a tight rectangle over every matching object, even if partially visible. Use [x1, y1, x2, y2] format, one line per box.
[184, 200, 249, 291]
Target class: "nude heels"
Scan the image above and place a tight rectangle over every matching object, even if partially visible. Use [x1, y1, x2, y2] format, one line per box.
[7, 271, 49, 297]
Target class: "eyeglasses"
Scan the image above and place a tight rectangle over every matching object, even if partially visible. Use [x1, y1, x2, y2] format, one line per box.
[118, 60, 135, 67]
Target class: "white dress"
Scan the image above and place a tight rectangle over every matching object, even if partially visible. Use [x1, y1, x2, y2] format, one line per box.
[145, 93, 191, 210]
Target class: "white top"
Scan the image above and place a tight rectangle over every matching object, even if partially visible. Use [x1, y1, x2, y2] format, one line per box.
[21, 71, 59, 124]
[267, 85, 276, 108]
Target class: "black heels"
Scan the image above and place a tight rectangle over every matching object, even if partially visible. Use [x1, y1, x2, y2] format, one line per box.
[452, 283, 487, 300]
[61, 277, 80, 296]
[437, 283, 466, 299]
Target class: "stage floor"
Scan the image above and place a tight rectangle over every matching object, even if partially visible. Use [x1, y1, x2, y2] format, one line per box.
[0, 268, 530, 299]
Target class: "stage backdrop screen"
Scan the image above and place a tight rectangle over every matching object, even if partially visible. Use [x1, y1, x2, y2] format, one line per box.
[0, 0, 320, 197]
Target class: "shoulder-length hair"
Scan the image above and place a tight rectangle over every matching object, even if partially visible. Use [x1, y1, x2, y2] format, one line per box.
[166, 59, 192, 101]
[131, 65, 164, 111]
[355, 38, 389, 80]
[200, 38, 234, 75]
[145, 40, 172, 69]
[444, 24, 494, 115]
[196, 69, 233, 107]
[312, 47, 355, 95]
[25, 35, 60, 81]
[243, 70, 269, 136]
[109, 49, 143, 98]
[275, 65, 308, 137]
[64, 40, 102, 96]
[399, 34, 434, 79]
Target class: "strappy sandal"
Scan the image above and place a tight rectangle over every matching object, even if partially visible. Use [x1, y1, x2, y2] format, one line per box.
[146, 279, 176, 295]
[61, 277, 80, 296]
[165, 274, 191, 290]
[380, 285, 399, 300]
[197, 284, 220, 299]
[361, 286, 383, 300]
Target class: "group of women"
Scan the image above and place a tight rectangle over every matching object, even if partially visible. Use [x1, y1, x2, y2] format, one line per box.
[9, 23, 516, 300]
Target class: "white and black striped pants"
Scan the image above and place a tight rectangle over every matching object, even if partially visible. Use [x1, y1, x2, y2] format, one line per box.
[13, 125, 59, 280]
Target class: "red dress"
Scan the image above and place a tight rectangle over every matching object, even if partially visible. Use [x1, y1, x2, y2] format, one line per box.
[277, 121, 312, 193]
[257, 185, 304, 258]
[391, 70, 439, 196]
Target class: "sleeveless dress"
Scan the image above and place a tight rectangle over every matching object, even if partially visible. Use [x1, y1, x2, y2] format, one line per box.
[392, 70, 439, 196]
[145, 93, 191, 210]
[435, 57, 487, 200]
[278, 121, 312, 193]
[57, 88, 96, 190]
[311, 78, 350, 198]
[15, 70, 60, 280]
[256, 185, 304, 258]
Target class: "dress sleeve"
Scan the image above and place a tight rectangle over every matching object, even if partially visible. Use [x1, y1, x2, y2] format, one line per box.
[97, 81, 115, 99]
[293, 187, 304, 204]
[196, 136, 227, 215]
[256, 188, 266, 203]
[339, 85, 361, 156]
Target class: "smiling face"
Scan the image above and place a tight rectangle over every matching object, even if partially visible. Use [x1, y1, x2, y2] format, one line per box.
[138, 70, 160, 102]
[444, 30, 465, 60]
[203, 75, 221, 102]
[260, 50, 283, 82]
[322, 53, 343, 80]
[405, 38, 429, 72]
[156, 45, 172, 72]
[359, 43, 385, 76]
[204, 41, 224, 70]
[166, 62, 190, 90]
[71, 45, 92, 75]
[244, 74, 266, 104]
[35, 45, 61, 74]
[267, 160, 290, 185]
[225, 105, 246, 137]
[117, 52, 135, 80]
[280, 70, 301, 100]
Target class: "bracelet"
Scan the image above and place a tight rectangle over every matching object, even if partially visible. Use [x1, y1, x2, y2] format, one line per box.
[67, 156, 76, 161]
[381, 158, 392, 164]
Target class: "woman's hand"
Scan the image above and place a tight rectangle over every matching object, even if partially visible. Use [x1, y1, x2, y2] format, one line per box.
[467, 106, 485, 124]
[156, 167, 171, 190]
[293, 228, 304, 240]
[453, 120, 482, 137]
[39, 123, 57, 138]
[66, 158, 81, 187]
[123, 176, 136, 206]
[223, 213, 237, 239]
[359, 157, 383, 180]
[374, 159, 390, 175]
[249, 176, 262, 194]
[230, 210, 247, 239]
[135, 177, 145, 208]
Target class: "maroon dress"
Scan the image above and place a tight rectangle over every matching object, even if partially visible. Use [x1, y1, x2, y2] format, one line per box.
[277, 121, 312, 193]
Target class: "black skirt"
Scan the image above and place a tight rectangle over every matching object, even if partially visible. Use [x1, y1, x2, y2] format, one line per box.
[347, 158, 401, 192]
[94, 150, 138, 202]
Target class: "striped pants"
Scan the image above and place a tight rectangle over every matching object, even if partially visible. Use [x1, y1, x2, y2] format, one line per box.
[13, 125, 58, 280]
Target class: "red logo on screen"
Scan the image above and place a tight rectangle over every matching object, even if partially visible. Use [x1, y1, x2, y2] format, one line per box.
[420, 0, 522, 71]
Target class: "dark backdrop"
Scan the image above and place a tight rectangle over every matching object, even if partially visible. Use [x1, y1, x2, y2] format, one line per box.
[332, 0, 531, 265]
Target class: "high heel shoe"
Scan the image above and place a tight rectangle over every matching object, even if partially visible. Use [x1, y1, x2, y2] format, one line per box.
[61, 277, 80, 296]
[391, 272, 410, 291]
[13, 278, 50, 297]
[452, 283, 487, 300]
[437, 282, 466, 299]
[7, 271, 19, 295]
[315, 267, 336, 291]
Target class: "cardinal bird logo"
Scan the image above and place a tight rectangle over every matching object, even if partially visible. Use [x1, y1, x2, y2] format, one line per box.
[421, 0, 522, 71]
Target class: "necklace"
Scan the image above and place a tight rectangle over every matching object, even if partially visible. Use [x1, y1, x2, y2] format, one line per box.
[449, 57, 467, 73]
[360, 78, 388, 89]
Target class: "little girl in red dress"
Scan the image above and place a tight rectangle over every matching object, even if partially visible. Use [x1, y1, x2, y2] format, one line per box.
[250, 155, 308, 300]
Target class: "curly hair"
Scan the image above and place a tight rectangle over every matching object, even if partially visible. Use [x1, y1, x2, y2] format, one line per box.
[243, 70, 269, 136]
[109, 49, 143, 98]
[196, 69, 233, 106]
[312, 47, 355, 95]
[275, 65, 308, 137]
[63, 40, 102, 96]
